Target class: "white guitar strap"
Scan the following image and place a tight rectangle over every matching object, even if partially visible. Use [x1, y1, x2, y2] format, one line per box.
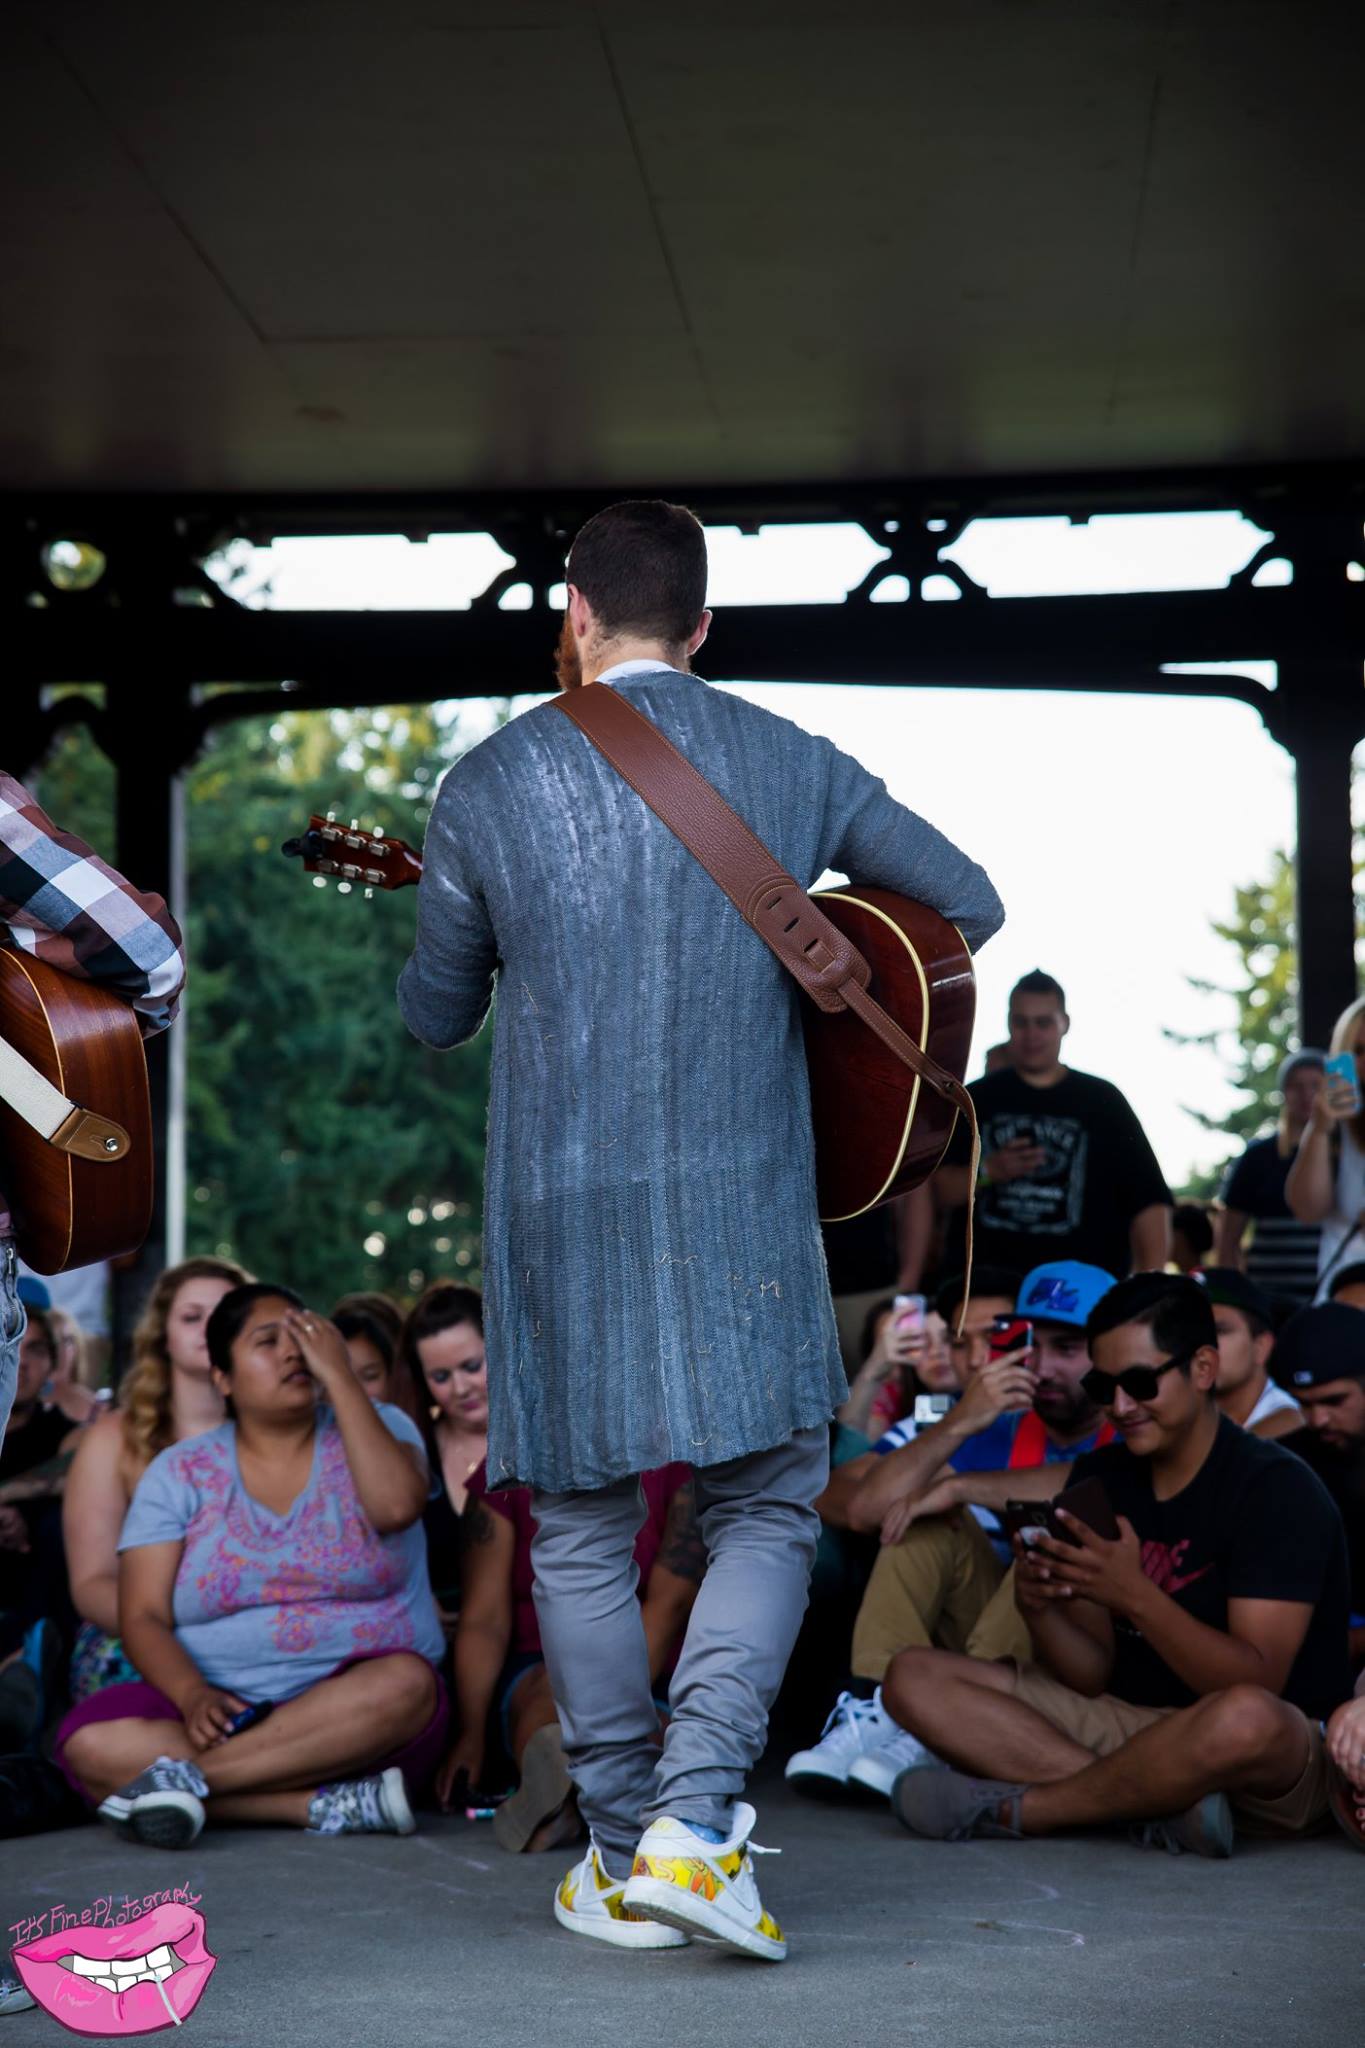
[0, 1033, 130, 1160]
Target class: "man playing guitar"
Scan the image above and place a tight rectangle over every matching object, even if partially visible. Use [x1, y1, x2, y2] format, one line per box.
[0, 773, 186, 1449]
[398, 500, 1003, 1961]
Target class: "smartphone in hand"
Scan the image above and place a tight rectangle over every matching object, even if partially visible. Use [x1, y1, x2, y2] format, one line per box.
[1001, 1478, 1119, 1551]
[1325, 1051, 1361, 1114]
[224, 1699, 274, 1738]
[892, 1293, 926, 1334]
[988, 1315, 1033, 1364]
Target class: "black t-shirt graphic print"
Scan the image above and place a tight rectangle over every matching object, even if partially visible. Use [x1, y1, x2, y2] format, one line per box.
[1069, 1416, 1351, 1719]
[945, 1066, 1170, 1279]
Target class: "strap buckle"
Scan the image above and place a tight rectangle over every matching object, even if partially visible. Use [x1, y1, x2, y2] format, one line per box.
[748, 882, 871, 1013]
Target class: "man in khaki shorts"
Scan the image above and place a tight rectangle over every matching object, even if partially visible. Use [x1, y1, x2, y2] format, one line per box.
[883, 1274, 1350, 1855]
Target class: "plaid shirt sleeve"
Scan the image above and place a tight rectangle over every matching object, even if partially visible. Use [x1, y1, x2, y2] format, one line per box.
[0, 774, 186, 1034]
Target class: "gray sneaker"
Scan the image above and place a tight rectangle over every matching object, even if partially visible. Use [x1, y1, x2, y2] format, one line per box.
[1131, 1792, 1234, 1859]
[891, 1766, 1028, 1840]
[98, 1756, 209, 1848]
[307, 1766, 415, 1836]
[0, 1974, 37, 2014]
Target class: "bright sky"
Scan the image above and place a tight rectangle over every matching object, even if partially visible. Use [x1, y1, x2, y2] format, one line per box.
[212, 513, 1302, 1190]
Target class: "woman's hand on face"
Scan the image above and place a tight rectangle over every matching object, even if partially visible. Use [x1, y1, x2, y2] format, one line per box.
[182, 1685, 248, 1751]
[282, 1311, 352, 1388]
[435, 1732, 486, 1812]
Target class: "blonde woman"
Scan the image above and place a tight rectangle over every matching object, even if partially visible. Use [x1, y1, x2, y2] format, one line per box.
[1287, 997, 1365, 1299]
[61, 1257, 247, 1701]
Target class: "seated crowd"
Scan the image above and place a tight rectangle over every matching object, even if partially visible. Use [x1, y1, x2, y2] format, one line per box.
[2, 968, 1364, 1868]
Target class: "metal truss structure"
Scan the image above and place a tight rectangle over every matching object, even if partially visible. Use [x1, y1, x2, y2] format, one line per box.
[8, 461, 1365, 1314]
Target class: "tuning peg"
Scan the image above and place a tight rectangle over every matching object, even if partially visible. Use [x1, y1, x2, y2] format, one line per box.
[312, 876, 328, 889]
[364, 886, 375, 901]
[326, 808, 338, 823]
[350, 818, 359, 830]
[337, 880, 353, 895]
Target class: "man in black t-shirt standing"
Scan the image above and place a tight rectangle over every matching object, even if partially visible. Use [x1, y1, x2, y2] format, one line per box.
[936, 970, 1171, 1279]
[883, 1274, 1349, 1855]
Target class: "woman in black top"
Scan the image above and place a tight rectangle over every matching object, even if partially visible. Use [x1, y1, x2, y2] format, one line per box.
[398, 1284, 488, 1624]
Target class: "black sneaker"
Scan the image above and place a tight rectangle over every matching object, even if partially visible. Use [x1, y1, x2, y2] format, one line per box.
[98, 1757, 209, 1848]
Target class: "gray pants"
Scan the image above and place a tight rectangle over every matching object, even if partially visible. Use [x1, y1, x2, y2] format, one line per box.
[0, 1244, 24, 1454]
[530, 1425, 828, 1874]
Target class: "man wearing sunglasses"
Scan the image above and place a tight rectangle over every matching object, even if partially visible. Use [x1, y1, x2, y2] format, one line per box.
[884, 1273, 1350, 1855]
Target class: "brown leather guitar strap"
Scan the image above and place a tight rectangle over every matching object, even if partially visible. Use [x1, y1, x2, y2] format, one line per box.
[553, 680, 980, 1328]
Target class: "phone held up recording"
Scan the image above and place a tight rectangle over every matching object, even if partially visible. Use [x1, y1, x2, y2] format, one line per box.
[1325, 1051, 1362, 1115]
[987, 1314, 1034, 1364]
[892, 1293, 926, 1334]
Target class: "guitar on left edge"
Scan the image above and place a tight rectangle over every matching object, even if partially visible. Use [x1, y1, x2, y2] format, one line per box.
[0, 950, 152, 1274]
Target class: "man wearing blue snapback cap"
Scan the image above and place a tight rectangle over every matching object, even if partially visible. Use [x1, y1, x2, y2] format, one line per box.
[785, 1262, 1116, 1799]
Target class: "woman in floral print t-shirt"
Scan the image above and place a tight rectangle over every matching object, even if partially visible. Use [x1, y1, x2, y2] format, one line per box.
[56, 1286, 448, 1844]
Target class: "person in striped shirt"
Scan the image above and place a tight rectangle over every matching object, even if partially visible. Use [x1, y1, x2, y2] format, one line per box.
[0, 773, 186, 1450]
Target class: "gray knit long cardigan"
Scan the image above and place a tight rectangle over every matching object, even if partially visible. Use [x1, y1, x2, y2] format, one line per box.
[397, 671, 1004, 1492]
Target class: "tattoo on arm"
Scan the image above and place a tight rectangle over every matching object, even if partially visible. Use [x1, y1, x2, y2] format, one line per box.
[659, 1484, 708, 1584]
[464, 1499, 497, 1547]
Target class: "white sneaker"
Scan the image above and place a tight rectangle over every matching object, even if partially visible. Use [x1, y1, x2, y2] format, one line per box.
[623, 1804, 785, 1963]
[784, 1688, 902, 1790]
[554, 1840, 690, 1949]
[846, 1724, 941, 1797]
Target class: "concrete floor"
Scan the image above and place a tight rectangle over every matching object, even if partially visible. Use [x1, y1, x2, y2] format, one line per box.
[2, 1776, 1361, 2047]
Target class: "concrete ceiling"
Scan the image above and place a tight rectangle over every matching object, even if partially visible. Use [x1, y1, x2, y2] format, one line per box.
[3, 0, 1360, 495]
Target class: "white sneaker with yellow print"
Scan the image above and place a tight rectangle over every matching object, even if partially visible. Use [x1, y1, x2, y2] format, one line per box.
[622, 1803, 786, 1962]
[553, 1840, 691, 1949]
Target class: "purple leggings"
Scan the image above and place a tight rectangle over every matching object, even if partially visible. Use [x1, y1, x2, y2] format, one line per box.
[54, 1651, 450, 1809]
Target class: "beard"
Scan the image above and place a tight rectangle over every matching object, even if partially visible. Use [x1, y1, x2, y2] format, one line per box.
[1032, 1382, 1096, 1436]
[554, 613, 582, 691]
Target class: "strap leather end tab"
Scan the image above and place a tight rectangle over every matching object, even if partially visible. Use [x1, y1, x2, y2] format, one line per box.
[49, 1108, 130, 1162]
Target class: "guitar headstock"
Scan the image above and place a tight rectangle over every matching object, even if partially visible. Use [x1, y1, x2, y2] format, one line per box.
[281, 813, 422, 896]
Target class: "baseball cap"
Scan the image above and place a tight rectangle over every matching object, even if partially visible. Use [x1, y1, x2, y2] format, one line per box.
[1018, 1261, 1116, 1329]
[1328, 1262, 1365, 1301]
[1278, 1048, 1326, 1092]
[1192, 1266, 1274, 1327]
[15, 1275, 51, 1313]
[1270, 1302, 1365, 1391]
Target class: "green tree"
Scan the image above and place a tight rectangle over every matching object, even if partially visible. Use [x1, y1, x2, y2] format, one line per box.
[34, 699, 502, 1309]
[1169, 848, 1301, 1199]
[181, 705, 500, 1306]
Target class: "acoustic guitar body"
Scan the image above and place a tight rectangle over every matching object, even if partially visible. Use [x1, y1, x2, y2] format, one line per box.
[804, 889, 976, 1222]
[0, 951, 153, 1272]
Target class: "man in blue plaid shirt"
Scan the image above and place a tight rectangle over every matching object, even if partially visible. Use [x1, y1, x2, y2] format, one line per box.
[0, 772, 186, 1448]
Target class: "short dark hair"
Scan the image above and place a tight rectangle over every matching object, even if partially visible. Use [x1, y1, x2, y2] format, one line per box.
[206, 1283, 304, 1378]
[1329, 1261, 1365, 1300]
[934, 1267, 1023, 1326]
[1010, 970, 1067, 1012]
[1086, 1272, 1216, 1361]
[1171, 1203, 1215, 1260]
[330, 1291, 401, 1366]
[566, 500, 707, 646]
